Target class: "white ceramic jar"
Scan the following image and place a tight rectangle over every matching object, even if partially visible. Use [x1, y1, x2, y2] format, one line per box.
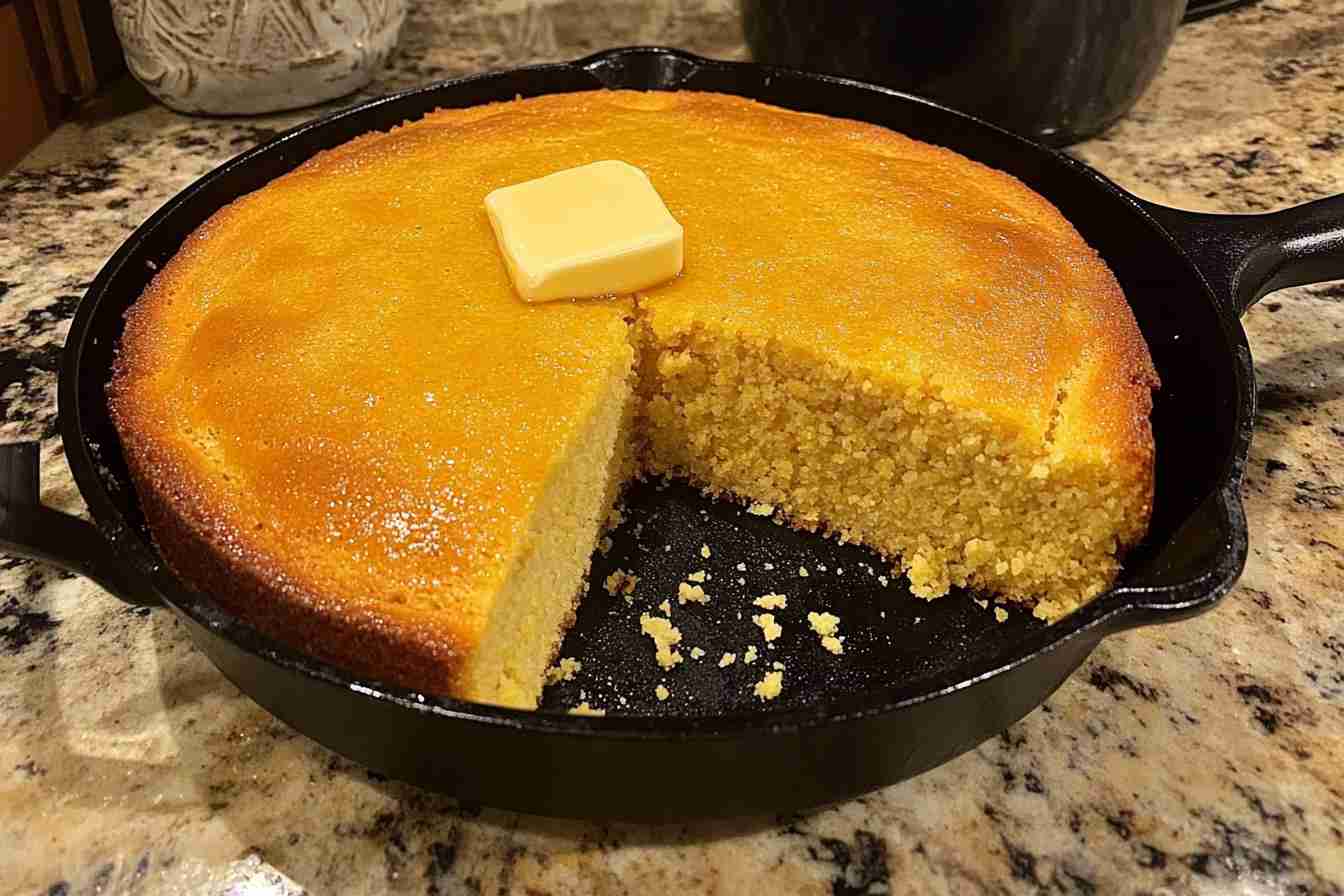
[111, 0, 407, 115]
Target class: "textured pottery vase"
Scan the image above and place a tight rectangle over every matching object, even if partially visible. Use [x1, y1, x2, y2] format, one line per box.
[111, 0, 406, 115]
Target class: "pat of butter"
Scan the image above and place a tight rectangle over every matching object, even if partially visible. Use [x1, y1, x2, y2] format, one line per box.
[484, 160, 683, 303]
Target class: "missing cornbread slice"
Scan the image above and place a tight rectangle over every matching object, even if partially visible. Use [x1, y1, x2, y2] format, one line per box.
[109, 89, 1156, 711]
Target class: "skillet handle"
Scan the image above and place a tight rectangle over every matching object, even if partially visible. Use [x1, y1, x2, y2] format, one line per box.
[0, 442, 160, 606]
[1139, 193, 1344, 316]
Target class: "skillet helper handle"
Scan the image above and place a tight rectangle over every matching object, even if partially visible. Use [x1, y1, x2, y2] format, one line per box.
[0, 442, 160, 606]
[1141, 193, 1344, 315]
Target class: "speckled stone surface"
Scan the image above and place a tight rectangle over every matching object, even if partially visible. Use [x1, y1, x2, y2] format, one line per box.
[2, 1, 1342, 893]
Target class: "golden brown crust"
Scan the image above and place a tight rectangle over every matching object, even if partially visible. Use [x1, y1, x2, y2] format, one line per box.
[110, 378, 472, 696]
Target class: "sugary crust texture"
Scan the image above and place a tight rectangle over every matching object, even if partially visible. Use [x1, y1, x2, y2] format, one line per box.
[110, 90, 1157, 699]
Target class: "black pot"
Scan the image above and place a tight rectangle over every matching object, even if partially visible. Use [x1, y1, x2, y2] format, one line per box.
[741, 0, 1192, 145]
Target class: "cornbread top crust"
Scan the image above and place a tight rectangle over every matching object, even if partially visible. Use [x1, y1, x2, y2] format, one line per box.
[110, 91, 1157, 697]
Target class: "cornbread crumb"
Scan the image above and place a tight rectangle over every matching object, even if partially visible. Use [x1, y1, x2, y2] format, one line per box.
[753, 593, 788, 610]
[748, 502, 775, 516]
[701, 544, 712, 558]
[736, 562, 747, 571]
[568, 703, 605, 717]
[878, 575, 889, 587]
[687, 570, 706, 583]
[807, 611, 840, 636]
[753, 670, 783, 701]
[690, 646, 706, 660]
[544, 657, 582, 685]
[974, 598, 988, 609]
[677, 582, 708, 604]
[798, 566, 809, 577]
[658, 599, 671, 615]
[752, 613, 783, 642]
[772, 661, 785, 671]
[764, 562, 775, 571]
[719, 652, 737, 667]
[604, 569, 638, 597]
[639, 613, 683, 669]
[743, 645, 759, 664]
[995, 607, 1009, 623]
[807, 612, 845, 654]
[598, 536, 613, 555]
[655, 684, 670, 702]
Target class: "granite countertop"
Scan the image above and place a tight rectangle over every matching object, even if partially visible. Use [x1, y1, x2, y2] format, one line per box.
[2, 1, 1342, 893]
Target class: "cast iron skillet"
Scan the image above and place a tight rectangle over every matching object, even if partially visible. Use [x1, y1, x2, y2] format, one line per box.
[3, 48, 1342, 819]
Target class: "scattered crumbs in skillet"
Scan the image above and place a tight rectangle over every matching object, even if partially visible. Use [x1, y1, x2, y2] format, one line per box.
[719, 652, 736, 667]
[798, 566, 809, 577]
[604, 569, 639, 599]
[545, 657, 582, 684]
[995, 607, 1009, 623]
[687, 570, 706, 583]
[772, 661, 784, 670]
[598, 536, 613, 555]
[700, 544, 712, 558]
[743, 645, 759, 664]
[754, 670, 783, 701]
[837, 568, 843, 575]
[752, 613, 782, 642]
[817, 563, 827, 572]
[764, 562, 775, 571]
[753, 593, 787, 610]
[606, 505, 625, 529]
[665, 545, 671, 552]
[878, 575, 889, 586]
[974, 598, 988, 609]
[736, 562, 747, 571]
[914, 616, 921, 625]
[677, 582, 708, 604]
[655, 684, 670, 702]
[639, 613, 683, 669]
[737, 577, 746, 585]
[748, 502, 774, 516]
[808, 612, 845, 655]
[690, 646, 706, 660]
[569, 703, 606, 716]
[658, 599, 672, 615]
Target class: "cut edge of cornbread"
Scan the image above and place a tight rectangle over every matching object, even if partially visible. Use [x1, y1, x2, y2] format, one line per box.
[456, 339, 638, 707]
[631, 309, 1153, 621]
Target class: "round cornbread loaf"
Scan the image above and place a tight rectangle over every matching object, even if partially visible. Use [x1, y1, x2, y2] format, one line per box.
[110, 91, 1157, 707]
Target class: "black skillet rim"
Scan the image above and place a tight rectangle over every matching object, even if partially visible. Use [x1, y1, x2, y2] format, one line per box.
[59, 47, 1254, 739]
